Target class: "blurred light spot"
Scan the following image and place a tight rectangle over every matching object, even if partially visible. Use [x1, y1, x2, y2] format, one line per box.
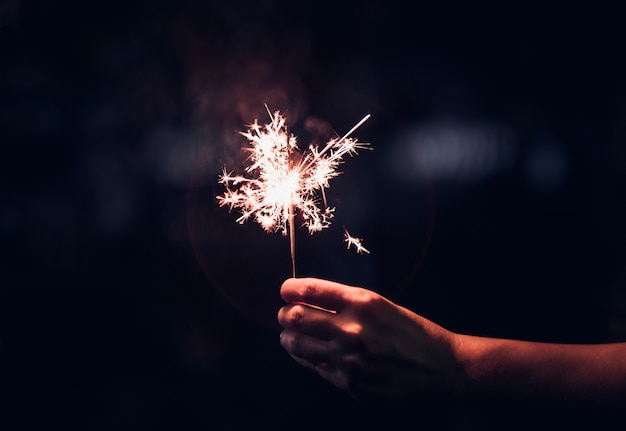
[144, 128, 198, 187]
[83, 146, 139, 237]
[387, 118, 517, 183]
[523, 137, 568, 194]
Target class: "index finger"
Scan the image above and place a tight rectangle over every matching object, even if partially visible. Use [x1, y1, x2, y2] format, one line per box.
[280, 277, 353, 312]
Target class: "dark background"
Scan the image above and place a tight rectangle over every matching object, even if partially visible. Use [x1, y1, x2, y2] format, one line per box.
[2, 1, 626, 429]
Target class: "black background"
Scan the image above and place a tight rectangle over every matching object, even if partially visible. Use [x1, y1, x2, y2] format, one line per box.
[2, 1, 626, 429]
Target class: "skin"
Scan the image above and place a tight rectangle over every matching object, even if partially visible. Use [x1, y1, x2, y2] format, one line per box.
[277, 277, 626, 405]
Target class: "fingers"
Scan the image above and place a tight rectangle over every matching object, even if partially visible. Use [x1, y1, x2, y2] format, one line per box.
[280, 277, 352, 312]
[278, 302, 336, 340]
[280, 330, 354, 398]
[280, 329, 334, 366]
[278, 301, 339, 373]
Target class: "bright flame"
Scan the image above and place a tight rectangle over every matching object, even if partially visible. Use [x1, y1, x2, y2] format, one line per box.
[217, 105, 371, 275]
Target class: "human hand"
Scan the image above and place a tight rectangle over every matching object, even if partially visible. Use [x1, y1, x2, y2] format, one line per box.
[277, 277, 466, 401]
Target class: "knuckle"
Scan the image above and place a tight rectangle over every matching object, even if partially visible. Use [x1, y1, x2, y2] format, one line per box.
[280, 331, 300, 356]
[302, 281, 319, 299]
[288, 333, 302, 357]
[355, 288, 380, 306]
[288, 304, 306, 328]
[343, 322, 363, 338]
[352, 288, 386, 316]
[341, 323, 366, 349]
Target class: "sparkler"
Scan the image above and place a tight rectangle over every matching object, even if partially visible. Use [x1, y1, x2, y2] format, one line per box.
[217, 105, 371, 277]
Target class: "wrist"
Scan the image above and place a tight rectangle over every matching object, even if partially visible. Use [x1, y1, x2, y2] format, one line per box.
[450, 332, 492, 399]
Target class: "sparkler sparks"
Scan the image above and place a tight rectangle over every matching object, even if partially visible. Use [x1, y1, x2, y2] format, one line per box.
[343, 227, 370, 255]
[217, 105, 371, 276]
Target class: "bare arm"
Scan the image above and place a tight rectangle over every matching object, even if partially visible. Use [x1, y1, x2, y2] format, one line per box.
[459, 335, 626, 404]
[277, 277, 626, 404]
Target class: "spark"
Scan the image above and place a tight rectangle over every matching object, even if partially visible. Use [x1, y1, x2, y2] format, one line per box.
[217, 105, 371, 276]
[343, 227, 370, 255]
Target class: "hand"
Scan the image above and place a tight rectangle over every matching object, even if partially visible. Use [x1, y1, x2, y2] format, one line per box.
[277, 277, 466, 401]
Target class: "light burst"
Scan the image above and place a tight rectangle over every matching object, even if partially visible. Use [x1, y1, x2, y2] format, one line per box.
[343, 227, 370, 255]
[217, 105, 371, 276]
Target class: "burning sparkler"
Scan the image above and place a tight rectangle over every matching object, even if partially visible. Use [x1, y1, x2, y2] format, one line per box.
[217, 105, 371, 277]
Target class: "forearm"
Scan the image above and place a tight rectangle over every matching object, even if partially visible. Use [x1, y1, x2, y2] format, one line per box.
[456, 335, 626, 405]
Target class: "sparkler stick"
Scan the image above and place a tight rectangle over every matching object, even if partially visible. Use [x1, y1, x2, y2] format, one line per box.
[288, 203, 296, 277]
[217, 106, 371, 277]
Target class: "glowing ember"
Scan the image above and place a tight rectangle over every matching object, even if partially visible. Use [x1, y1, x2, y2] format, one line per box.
[343, 227, 370, 255]
[217, 105, 371, 276]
